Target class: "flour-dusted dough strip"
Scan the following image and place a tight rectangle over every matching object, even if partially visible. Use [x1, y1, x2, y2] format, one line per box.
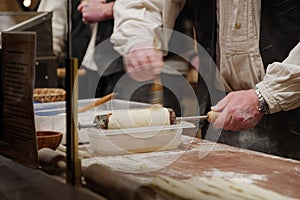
[185, 177, 296, 200]
[185, 177, 242, 200]
[149, 175, 297, 200]
[149, 175, 220, 200]
[95, 106, 177, 129]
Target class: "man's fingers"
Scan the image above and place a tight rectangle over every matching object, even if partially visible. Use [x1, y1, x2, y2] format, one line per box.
[213, 110, 230, 129]
[149, 58, 163, 75]
[145, 50, 163, 76]
[125, 55, 154, 81]
[211, 97, 228, 112]
[147, 49, 163, 68]
[77, 1, 87, 11]
[124, 46, 163, 81]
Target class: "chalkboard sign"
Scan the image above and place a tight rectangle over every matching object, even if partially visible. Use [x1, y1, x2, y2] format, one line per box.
[0, 31, 38, 168]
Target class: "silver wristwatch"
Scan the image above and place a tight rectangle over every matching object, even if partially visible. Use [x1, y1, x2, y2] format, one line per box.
[255, 87, 269, 114]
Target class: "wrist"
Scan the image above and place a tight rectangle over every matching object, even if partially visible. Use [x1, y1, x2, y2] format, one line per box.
[105, 2, 114, 19]
[255, 87, 270, 114]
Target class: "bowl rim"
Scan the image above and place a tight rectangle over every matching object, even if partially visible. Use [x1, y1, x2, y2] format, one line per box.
[36, 131, 63, 138]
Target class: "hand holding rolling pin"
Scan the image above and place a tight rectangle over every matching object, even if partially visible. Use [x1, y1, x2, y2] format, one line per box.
[124, 42, 164, 81]
[209, 90, 264, 131]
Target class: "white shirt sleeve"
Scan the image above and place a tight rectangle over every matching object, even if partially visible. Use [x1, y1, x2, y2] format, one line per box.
[256, 42, 300, 113]
[38, 0, 67, 57]
[110, 0, 186, 55]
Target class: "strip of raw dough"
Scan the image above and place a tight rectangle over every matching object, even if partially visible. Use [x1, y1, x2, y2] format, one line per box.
[149, 175, 297, 200]
[149, 175, 220, 200]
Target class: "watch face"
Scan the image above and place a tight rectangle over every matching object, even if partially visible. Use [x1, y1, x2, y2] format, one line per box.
[255, 88, 269, 114]
[259, 99, 269, 114]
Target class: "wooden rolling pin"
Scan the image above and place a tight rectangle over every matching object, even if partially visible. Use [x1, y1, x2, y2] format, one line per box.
[150, 75, 164, 105]
[38, 148, 66, 175]
[83, 164, 171, 200]
[175, 111, 220, 123]
[207, 111, 220, 123]
[78, 93, 117, 113]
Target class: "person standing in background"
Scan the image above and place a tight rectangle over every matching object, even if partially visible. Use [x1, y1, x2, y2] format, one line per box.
[78, 0, 198, 116]
[38, 0, 124, 99]
[38, 0, 193, 117]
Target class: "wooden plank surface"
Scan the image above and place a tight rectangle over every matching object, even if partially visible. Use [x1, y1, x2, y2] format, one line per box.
[81, 136, 300, 199]
[0, 155, 104, 200]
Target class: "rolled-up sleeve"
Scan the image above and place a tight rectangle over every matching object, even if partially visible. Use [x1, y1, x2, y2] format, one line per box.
[38, 0, 67, 56]
[111, 0, 185, 55]
[111, 0, 163, 55]
[256, 42, 300, 113]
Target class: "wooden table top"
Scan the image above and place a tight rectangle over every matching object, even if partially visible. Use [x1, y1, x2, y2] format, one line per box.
[81, 136, 300, 199]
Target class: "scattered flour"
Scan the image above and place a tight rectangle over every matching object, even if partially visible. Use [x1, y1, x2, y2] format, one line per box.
[203, 168, 267, 184]
[81, 149, 187, 173]
[294, 166, 300, 173]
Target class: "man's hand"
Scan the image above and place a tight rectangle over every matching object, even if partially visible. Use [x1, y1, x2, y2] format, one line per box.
[124, 43, 164, 81]
[211, 89, 264, 131]
[78, 0, 114, 23]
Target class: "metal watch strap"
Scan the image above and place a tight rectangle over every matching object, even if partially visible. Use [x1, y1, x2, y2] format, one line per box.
[255, 87, 269, 114]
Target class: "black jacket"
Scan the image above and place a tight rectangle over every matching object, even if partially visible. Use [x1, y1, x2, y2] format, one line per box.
[71, 0, 122, 71]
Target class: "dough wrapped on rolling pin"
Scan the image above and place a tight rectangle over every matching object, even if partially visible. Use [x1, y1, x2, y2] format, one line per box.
[95, 105, 177, 129]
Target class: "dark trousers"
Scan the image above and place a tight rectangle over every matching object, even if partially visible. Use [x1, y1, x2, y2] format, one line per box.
[78, 68, 125, 99]
[95, 71, 125, 98]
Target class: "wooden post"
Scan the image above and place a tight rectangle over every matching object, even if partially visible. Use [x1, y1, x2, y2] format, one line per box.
[65, 0, 81, 186]
[65, 57, 81, 186]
